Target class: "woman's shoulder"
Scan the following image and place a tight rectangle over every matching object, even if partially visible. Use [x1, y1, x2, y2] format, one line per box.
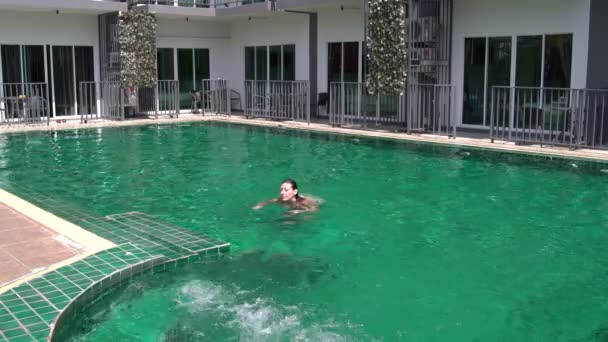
[299, 194, 324, 205]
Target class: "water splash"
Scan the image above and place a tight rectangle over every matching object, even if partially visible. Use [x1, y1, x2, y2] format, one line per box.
[172, 280, 357, 341]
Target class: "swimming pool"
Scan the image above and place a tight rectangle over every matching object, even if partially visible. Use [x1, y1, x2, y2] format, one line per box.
[2, 122, 608, 341]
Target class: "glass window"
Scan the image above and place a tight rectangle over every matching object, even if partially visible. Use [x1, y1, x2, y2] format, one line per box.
[544, 34, 572, 88]
[1, 45, 21, 85]
[269, 45, 281, 81]
[328, 41, 359, 89]
[361, 41, 368, 84]
[22, 46, 45, 83]
[1, 45, 22, 117]
[343, 42, 359, 83]
[487, 37, 512, 88]
[194, 49, 210, 86]
[462, 37, 486, 125]
[282, 44, 295, 81]
[157, 48, 174, 81]
[516, 36, 542, 87]
[486, 37, 512, 123]
[245, 47, 255, 81]
[328, 42, 342, 87]
[52, 46, 75, 116]
[255, 46, 267, 81]
[75, 46, 94, 114]
[178, 48, 194, 109]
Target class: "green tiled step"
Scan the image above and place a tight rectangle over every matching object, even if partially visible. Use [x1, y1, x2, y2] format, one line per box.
[0, 244, 160, 342]
[78, 212, 229, 259]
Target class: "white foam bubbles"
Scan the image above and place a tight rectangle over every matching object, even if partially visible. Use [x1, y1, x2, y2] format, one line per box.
[173, 280, 355, 340]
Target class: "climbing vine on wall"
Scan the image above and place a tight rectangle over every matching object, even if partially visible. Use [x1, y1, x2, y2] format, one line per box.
[119, 10, 158, 88]
[366, 0, 407, 96]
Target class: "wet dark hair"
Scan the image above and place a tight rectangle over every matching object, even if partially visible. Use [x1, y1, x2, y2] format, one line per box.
[281, 179, 301, 198]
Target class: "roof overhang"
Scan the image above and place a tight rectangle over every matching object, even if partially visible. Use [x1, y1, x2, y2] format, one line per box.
[0, 0, 127, 14]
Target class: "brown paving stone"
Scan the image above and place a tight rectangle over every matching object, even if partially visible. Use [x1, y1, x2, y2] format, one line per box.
[3, 237, 74, 260]
[0, 218, 37, 229]
[0, 225, 53, 247]
[0, 259, 30, 285]
[19, 250, 76, 270]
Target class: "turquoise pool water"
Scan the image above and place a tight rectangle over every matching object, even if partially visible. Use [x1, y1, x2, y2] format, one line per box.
[1, 122, 608, 341]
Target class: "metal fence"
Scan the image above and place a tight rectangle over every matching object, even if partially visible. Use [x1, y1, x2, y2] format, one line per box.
[79, 81, 124, 122]
[79, 80, 179, 122]
[0, 82, 50, 125]
[244, 80, 309, 122]
[199, 79, 230, 115]
[490, 86, 608, 149]
[328, 82, 405, 128]
[407, 83, 456, 137]
[137, 80, 180, 118]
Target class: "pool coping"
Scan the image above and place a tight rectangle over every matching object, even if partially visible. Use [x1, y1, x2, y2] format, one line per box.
[0, 189, 116, 293]
[0, 191, 230, 342]
[0, 114, 607, 163]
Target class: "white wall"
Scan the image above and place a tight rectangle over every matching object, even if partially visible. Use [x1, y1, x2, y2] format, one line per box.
[228, 13, 309, 97]
[317, 7, 364, 93]
[452, 0, 591, 125]
[156, 18, 231, 80]
[0, 11, 100, 82]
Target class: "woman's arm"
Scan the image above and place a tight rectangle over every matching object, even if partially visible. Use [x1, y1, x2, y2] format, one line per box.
[252, 198, 278, 210]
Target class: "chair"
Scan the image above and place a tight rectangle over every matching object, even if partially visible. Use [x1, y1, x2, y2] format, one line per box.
[0, 99, 6, 123]
[230, 89, 242, 111]
[191, 90, 202, 114]
[317, 92, 328, 116]
[25, 96, 47, 121]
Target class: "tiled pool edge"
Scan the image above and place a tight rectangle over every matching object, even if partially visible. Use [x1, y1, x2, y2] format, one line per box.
[47, 245, 230, 342]
[0, 114, 607, 163]
[207, 116, 608, 163]
[0, 242, 230, 342]
[0, 191, 231, 342]
[47, 250, 169, 342]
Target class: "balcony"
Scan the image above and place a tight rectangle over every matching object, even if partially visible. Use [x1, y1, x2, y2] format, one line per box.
[0, 0, 127, 14]
[128, 0, 269, 9]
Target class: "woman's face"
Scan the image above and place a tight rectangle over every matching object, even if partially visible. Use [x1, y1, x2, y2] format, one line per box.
[280, 182, 298, 201]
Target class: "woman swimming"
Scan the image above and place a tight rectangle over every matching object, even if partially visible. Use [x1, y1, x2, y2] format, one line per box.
[252, 179, 319, 213]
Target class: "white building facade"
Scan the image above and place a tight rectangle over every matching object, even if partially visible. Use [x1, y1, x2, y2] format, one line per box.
[0, 0, 605, 131]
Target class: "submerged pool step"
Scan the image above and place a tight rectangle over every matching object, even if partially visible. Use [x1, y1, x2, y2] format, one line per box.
[79, 212, 229, 259]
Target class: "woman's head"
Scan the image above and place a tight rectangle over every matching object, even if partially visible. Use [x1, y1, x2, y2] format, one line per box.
[280, 179, 300, 201]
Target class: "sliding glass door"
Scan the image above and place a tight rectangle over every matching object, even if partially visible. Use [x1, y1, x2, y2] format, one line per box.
[23, 46, 45, 83]
[194, 49, 210, 84]
[463, 37, 511, 125]
[462, 34, 572, 127]
[75, 46, 94, 114]
[175, 48, 210, 109]
[463, 38, 486, 125]
[327, 41, 359, 92]
[515, 36, 542, 87]
[543, 34, 572, 88]
[52, 46, 75, 116]
[1, 45, 21, 84]
[178, 48, 194, 109]
[157, 48, 174, 81]
[282, 44, 295, 81]
[1, 44, 93, 117]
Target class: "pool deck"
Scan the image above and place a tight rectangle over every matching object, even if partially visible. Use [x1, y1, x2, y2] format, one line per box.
[0, 189, 115, 292]
[0, 113, 607, 162]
